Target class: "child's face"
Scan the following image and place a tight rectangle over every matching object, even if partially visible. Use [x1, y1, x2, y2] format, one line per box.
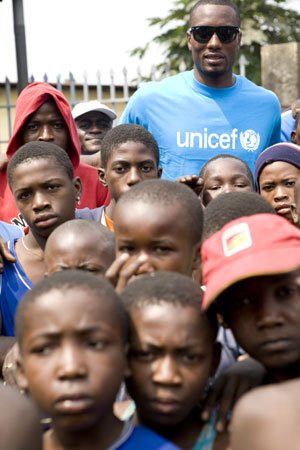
[22, 100, 70, 151]
[114, 201, 200, 277]
[220, 269, 300, 377]
[99, 142, 161, 202]
[10, 159, 81, 238]
[259, 161, 299, 224]
[19, 288, 126, 432]
[126, 302, 218, 427]
[201, 158, 253, 206]
[45, 231, 114, 276]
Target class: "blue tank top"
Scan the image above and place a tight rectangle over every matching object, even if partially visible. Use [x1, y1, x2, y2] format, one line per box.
[0, 238, 32, 336]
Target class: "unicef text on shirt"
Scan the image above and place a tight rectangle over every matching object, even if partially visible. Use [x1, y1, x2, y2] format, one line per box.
[176, 128, 261, 152]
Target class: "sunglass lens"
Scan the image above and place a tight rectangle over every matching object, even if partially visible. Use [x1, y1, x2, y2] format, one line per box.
[193, 27, 214, 43]
[217, 27, 238, 43]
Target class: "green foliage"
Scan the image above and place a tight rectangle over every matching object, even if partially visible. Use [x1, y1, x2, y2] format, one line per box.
[131, 0, 300, 84]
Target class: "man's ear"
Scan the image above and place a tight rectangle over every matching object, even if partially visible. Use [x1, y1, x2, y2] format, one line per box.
[291, 131, 296, 144]
[98, 167, 108, 187]
[187, 30, 192, 51]
[157, 168, 163, 179]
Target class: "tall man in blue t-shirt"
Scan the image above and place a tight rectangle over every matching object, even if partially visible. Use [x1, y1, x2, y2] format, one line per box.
[120, 0, 281, 180]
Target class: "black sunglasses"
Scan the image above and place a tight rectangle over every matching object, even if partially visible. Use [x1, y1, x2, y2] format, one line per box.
[188, 26, 240, 44]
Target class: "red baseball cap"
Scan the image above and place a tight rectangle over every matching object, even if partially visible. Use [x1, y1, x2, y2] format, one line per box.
[201, 214, 300, 310]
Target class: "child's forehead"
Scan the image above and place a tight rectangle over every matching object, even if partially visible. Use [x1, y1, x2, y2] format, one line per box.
[205, 158, 247, 176]
[129, 303, 213, 347]
[108, 141, 156, 161]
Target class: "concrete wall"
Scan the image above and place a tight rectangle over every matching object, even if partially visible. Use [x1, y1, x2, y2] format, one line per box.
[261, 42, 300, 110]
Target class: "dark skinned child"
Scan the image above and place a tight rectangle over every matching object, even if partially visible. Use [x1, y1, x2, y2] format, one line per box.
[15, 270, 180, 450]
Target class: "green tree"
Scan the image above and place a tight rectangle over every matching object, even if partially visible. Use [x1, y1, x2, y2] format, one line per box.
[131, 0, 300, 85]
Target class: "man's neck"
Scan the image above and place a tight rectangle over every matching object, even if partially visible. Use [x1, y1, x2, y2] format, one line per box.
[194, 68, 236, 88]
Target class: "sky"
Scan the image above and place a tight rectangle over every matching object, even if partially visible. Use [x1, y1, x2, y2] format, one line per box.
[1, 0, 299, 85]
[0, 0, 173, 85]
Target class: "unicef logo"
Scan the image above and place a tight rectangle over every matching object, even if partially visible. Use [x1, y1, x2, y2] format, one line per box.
[240, 130, 260, 152]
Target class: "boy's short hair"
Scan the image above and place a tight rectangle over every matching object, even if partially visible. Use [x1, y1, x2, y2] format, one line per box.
[203, 191, 276, 240]
[7, 141, 74, 187]
[46, 219, 115, 248]
[121, 271, 218, 338]
[116, 179, 204, 244]
[201, 213, 300, 310]
[199, 154, 254, 188]
[16, 270, 128, 345]
[101, 124, 159, 168]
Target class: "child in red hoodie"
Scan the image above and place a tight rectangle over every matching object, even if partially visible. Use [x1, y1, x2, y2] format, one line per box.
[0, 82, 110, 228]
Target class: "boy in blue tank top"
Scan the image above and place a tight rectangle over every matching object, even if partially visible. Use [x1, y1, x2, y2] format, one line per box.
[15, 270, 180, 450]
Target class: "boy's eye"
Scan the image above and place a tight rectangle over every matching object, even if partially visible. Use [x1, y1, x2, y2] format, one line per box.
[47, 184, 61, 191]
[285, 180, 296, 188]
[141, 165, 153, 173]
[114, 166, 127, 174]
[208, 185, 221, 191]
[131, 349, 155, 361]
[235, 183, 247, 188]
[154, 246, 171, 254]
[118, 245, 135, 254]
[17, 192, 31, 201]
[276, 284, 298, 299]
[31, 344, 54, 355]
[53, 121, 66, 130]
[261, 184, 274, 192]
[25, 122, 38, 131]
[182, 353, 203, 364]
[232, 297, 252, 309]
[87, 339, 107, 350]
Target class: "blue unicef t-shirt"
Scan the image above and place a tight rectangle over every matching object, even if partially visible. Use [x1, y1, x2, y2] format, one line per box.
[120, 70, 281, 180]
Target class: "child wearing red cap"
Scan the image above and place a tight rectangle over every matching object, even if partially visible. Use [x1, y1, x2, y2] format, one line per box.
[202, 213, 300, 383]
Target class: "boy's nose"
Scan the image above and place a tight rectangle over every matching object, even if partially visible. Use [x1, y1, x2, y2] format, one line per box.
[32, 192, 50, 211]
[127, 168, 141, 186]
[274, 186, 288, 201]
[152, 356, 182, 385]
[256, 297, 284, 329]
[57, 345, 87, 380]
[38, 125, 54, 141]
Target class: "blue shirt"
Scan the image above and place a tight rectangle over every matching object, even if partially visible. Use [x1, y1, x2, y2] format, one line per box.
[0, 237, 32, 336]
[120, 71, 281, 179]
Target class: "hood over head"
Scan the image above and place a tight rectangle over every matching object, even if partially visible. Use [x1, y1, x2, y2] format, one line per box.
[6, 82, 80, 169]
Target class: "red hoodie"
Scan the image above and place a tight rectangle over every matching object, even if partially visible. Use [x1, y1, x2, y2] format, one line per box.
[0, 82, 110, 227]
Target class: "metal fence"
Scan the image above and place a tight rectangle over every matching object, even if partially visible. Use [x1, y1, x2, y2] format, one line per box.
[0, 67, 145, 151]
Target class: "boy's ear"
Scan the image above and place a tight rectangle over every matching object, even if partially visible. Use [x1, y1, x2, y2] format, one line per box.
[124, 344, 132, 378]
[73, 176, 83, 199]
[157, 168, 163, 179]
[217, 313, 229, 329]
[15, 355, 29, 394]
[291, 131, 296, 144]
[192, 241, 201, 272]
[98, 168, 108, 187]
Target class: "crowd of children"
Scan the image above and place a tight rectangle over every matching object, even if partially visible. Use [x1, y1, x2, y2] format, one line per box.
[1, 4, 300, 450]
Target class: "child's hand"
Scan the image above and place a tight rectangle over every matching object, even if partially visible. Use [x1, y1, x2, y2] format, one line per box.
[176, 175, 204, 197]
[105, 253, 149, 293]
[201, 357, 266, 433]
[0, 237, 16, 273]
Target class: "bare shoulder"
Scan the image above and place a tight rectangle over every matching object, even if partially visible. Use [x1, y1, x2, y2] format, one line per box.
[230, 380, 300, 450]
